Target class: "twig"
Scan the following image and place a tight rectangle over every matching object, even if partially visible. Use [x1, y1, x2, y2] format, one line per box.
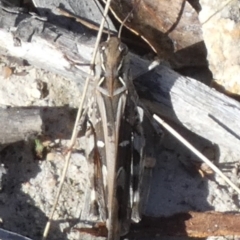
[153, 114, 240, 195]
[42, 0, 113, 239]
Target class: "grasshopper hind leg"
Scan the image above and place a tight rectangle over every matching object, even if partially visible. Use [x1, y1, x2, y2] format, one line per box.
[82, 120, 107, 223]
[130, 105, 161, 222]
[81, 122, 100, 222]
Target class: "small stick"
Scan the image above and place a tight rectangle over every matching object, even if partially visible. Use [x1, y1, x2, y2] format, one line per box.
[42, 0, 113, 239]
[153, 114, 240, 195]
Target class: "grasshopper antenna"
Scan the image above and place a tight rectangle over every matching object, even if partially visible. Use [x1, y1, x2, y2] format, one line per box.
[42, 0, 113, 239]
[118, 0, 140, 39]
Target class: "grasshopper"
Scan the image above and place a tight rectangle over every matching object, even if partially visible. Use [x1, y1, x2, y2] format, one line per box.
[80, 36, 146, 239]
[43, 2, 156, 239]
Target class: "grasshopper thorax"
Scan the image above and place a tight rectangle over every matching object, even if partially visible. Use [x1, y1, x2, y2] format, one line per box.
[95, 37, 130, 98]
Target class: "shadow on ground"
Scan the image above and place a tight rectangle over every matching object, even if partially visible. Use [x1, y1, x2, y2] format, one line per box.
[0, 141, 66, 240]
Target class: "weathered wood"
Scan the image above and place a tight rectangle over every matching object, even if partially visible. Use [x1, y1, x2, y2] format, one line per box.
[32, 0, 116, 32]
[78, 211, 240, 238]
[0, 8, 240, 152]
[131, 211, 240, 238]
[0, 7, 92, 89]
[0, 108, 42, 145]
[136, 66, 240, 152]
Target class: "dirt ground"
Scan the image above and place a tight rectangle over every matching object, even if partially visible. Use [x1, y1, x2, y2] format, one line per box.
[1, 55, 240, 240]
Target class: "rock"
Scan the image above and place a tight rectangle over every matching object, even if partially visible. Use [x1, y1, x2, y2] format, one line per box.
[199, 0, 240, 95]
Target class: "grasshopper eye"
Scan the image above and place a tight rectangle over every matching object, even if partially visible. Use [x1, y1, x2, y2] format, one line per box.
[100, 43, 107, 54]
[118, 43, 128, 55]
[100, 45, 106, 52]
